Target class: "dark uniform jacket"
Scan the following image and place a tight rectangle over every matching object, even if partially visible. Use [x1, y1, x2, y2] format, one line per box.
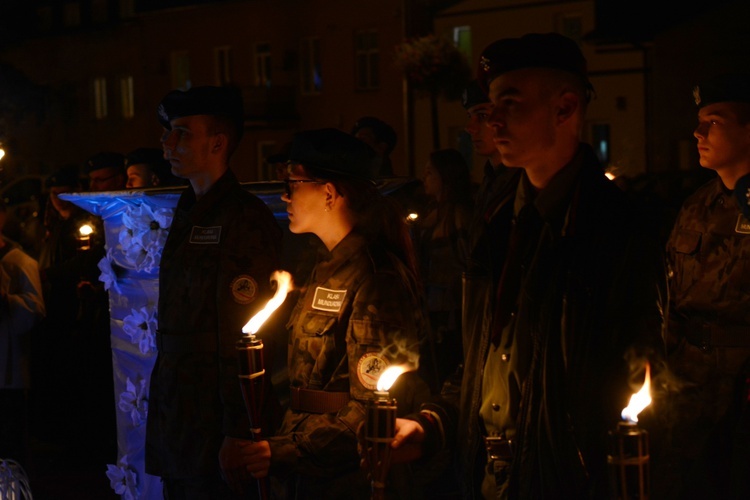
[665, 176, 750, 498]
[146, 170, 282, 479]
[418, 144, 666, 499]
[268, 231, 425, 498]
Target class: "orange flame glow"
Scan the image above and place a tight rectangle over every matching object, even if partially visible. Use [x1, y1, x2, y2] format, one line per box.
[376, 365, 410, 392]
[242, 271, 293, 335]
[621, 363, 652, 423]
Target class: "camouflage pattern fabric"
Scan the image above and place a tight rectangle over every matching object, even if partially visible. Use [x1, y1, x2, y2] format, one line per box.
[146, 170, 282, 479]
[663, 176, 750, 498]
[267, 231, 424, 498]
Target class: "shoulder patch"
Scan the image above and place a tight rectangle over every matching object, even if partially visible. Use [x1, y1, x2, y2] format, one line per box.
[357, 352, 388, 390]
[312, 286, 347, 312]
[230, 275, 258, 304]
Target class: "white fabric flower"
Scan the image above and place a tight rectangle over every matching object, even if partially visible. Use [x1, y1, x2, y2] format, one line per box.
[98, 252, 121, 294]
[118, 377, 149, 427]
[122, 306, 157, 354]
[105, 455, 139, 500]
[120, 203, 174, 272]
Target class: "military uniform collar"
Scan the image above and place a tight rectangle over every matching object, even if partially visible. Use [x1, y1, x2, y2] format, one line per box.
[176, 168, 238, 221]
[701, 177, 733, 209]
[313, 231, 368, 283]
[514, 143, 588, 231]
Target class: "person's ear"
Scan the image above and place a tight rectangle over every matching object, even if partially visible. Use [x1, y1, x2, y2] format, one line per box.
[211, 132, 227, 153]
[556, 91, 579, 125]
[324, 182, 339, 211]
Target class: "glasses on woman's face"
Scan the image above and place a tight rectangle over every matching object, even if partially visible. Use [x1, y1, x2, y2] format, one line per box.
[283, 178, 324, 198]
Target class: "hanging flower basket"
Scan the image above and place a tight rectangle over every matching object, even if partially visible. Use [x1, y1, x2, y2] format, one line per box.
[394, 34, 471, 100]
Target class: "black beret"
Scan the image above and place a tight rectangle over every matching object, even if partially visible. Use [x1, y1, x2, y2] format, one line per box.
[351, 116, 397, 153]
[693, 74, 750, 108]
[477, 33, 593, 93]
[85, 151, 126, 175]
[157, 86, 244, 133]
[125, 147, 167, 168]
[46, 164, 81, 189]
[288, 128, 377, 182]
[462, 79, 490, 109]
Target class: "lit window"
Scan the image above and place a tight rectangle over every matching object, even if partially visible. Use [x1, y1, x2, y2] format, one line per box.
[355, 30, 379, 91]
[254, 42, 272, 87]
[120, 76, 134, 119]
[300, 37, 322, 94]
[215, 46, 232, 86]
[94, 77, 108, 119]
[453, 26, 472, 59]
[170, 51, 191, 90]
[591, 123, 610, 165]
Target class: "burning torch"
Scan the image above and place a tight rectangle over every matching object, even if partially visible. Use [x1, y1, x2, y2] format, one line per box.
[237, 270, 292, 500]
[364, 365, 408, 500]
[608, 363, 652, 500]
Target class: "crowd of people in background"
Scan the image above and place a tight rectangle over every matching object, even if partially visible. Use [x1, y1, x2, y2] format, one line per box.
[1, 30, 749, 500]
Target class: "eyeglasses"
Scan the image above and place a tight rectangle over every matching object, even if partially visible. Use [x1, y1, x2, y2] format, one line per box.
[283, 178, 324, 197]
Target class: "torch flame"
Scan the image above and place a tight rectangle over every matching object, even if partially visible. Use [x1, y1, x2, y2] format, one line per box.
[621, 363, 652, 423]
[376, 365, 410, 392]
[242, 271, 293, 335]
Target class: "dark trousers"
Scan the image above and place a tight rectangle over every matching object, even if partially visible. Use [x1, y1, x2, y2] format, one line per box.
[162, 476, 261, 500]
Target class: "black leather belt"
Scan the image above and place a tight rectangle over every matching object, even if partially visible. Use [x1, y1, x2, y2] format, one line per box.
[289, 387, 350, 414]
[485, 436, 514, 462]
[156, 331, 218, 353]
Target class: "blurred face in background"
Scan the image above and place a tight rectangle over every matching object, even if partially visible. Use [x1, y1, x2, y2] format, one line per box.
[466, 102, 498, 159]
[88, 166, 126, 192]
[126, 164, 159, 189]
[423, 161, 443, 201]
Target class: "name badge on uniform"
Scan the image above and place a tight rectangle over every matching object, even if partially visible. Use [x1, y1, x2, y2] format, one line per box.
[735, 214, 750, 234]
[312, 287, 347, 312]
[190, 226, 222, 244]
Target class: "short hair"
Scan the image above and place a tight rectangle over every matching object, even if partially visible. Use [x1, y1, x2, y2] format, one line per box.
[351, 117, 397, 155]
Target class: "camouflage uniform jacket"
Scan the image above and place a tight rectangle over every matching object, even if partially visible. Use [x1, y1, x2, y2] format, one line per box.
[416, 144, 666, 498]
[146, 170, 282, 479]
[267, 231, 423, 496]
[666, 176, 750, 426]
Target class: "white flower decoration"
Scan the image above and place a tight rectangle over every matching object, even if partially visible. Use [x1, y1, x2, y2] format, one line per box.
[118, 377, 149, 427]
[120, 203, 174, 273]
[98, 251, 121, 294]
[122, 306, 157, 354]
[106, 455, 139, 500]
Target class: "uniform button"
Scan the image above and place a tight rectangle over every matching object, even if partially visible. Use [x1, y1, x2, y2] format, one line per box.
[500, 353, 509, 362]
[719, 198, 725, 205]
[492, 404, 501, 411]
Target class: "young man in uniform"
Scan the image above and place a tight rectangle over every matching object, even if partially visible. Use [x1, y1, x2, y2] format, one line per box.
[391, 33, 666, 498]
[663, 73, 750, 499]
[145, 86, 282, 499]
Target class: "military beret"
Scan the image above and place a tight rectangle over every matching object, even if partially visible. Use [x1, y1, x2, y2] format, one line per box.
[85, 151, 126, 175]
[462, 79, 490, 110]
[693, 74, 750, 108]
[46, 164, 81, 189]
[157, 86, 244, 133]
[351, 116, 397, 153]
[125, 147, 167, 168]
[288, 128, 378, 182]
[477, 32, 593, 93]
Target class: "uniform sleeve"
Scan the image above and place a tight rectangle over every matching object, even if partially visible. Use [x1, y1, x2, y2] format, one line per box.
[219, 199, 283, 439]
[267, 270, 423, 479]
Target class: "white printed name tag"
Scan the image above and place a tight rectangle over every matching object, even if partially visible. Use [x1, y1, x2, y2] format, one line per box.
[312, 287, 347, 312]
[190, 226, 222, 244]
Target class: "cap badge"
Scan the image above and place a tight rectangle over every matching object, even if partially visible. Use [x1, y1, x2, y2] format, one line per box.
[693, 86, 701, 106]
[158, 104, 169, 124]
[480, 55, 491, 73]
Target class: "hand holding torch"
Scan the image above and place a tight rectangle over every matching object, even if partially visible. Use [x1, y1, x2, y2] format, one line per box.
[608, 362, 652, 500]
[237, 271, 293, 500]
[364, 365, 408, 500]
